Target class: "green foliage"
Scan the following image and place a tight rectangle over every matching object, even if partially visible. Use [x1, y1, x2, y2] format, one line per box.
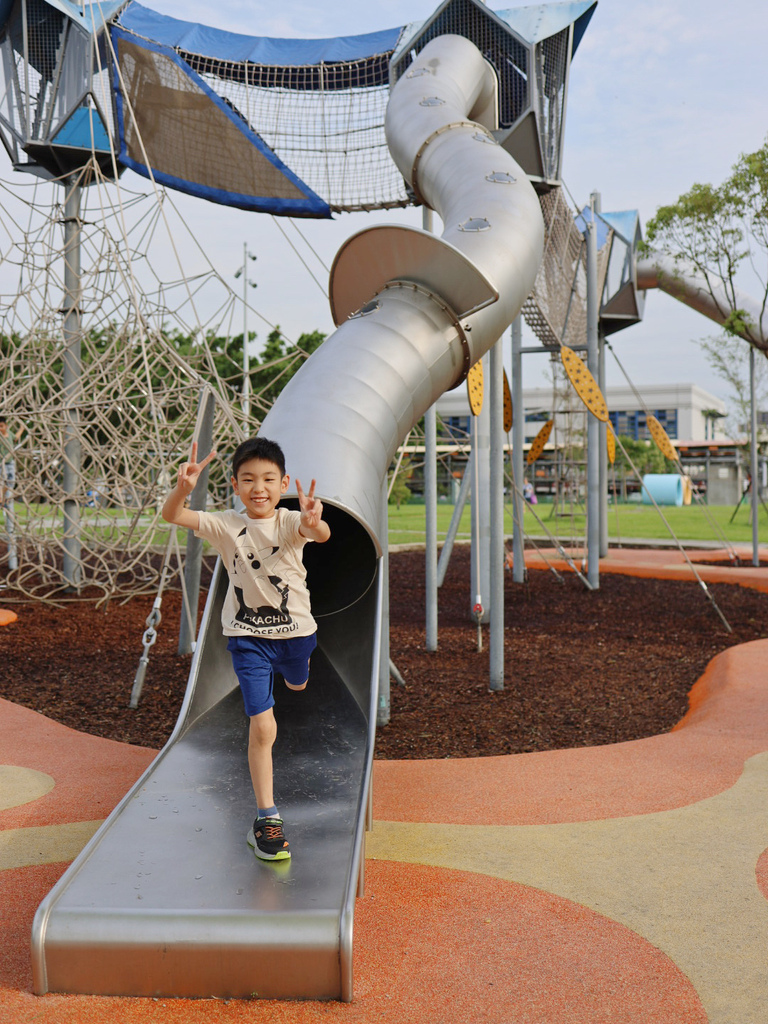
[699, 333, 768, 451]
[1, 322, 327, 417]
[248, 327, 326, 412]
[644, 138, 768, 348]
[645, 137, 768, 449]
[613, 435, 675, 477]
[388, 457, 413, 509]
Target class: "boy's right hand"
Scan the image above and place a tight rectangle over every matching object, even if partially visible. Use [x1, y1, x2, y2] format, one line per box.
[177, 441, 217, 496]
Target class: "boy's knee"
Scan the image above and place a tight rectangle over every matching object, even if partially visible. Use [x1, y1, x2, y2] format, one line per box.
[249, 710, 276, 747]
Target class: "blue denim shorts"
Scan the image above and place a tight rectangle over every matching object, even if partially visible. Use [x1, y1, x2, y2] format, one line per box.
[227, 633, 318, 717]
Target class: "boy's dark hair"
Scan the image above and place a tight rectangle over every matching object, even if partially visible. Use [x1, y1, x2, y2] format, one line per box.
[232, 437, 286, 478]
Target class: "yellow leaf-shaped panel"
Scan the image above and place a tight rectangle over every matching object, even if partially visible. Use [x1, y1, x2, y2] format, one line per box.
[467, 360, 483, 416]
[607, 424, 616, 465]
[561, 346, 608, 422]
[503, 370, 513, 432]
[527, 419, 553, 464]
[647, 415, 677, 461]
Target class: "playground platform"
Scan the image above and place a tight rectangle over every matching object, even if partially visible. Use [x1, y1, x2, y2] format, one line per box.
[2, 545, 768, 1024]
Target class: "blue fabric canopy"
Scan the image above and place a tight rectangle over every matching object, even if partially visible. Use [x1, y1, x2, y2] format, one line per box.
[118, 2, 402, 65]
[111, 25, 331, 217]
[601, 210, 640, 244]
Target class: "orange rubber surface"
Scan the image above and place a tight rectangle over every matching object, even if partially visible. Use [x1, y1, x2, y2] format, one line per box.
[1, 545, 767, 1023]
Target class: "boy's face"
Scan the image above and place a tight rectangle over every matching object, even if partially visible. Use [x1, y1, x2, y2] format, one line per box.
[232, 456, 289, 520]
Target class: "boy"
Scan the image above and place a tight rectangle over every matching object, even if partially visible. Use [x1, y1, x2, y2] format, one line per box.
[162, 436, 330, 861]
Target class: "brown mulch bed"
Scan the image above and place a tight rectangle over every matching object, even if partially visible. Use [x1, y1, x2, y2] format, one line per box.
[1, 546, 766, 758]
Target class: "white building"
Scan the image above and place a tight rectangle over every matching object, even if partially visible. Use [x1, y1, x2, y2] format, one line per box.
[436, 382, 728, 445]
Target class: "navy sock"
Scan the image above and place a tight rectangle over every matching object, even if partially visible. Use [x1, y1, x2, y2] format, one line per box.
[257, 805, 278, 821]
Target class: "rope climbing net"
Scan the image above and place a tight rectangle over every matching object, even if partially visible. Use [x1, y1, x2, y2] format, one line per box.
[0, 161, 320, 603]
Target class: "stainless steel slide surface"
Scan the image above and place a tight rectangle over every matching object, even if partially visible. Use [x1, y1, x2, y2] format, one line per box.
[33, 513, 381, 1001]
[32, 32, 545, 1001]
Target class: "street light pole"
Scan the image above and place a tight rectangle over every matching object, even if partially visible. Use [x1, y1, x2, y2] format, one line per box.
[242, 242, 249, 424]
[235, 243, 257, 428]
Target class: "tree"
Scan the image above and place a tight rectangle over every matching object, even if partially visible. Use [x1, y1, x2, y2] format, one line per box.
[644, 138, 768, 351]
[388, 457, 413, 509]
[612, 436, 675, 502]
[644, 139, 768, 469]
[248, 327, 326, 413]
[698, 334, 768, 444]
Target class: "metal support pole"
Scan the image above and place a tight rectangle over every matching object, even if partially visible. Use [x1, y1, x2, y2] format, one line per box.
[425, 403, 438, 650]
[377, 478, 391, 726]
[5, 500, 17, 571]
[437, 453, 471, 587]
[585, 215, 600, 589]
[470, 355, 491, 622]
[750, 345, 760, 567]
[178, 389, 216, 654]
[598, 331, 609, 557]
[62, 176, 82, 591]
[423, 206, 438, 651]
[489, 337, 504, 691]
[511, 316, 525, 583]
[241, 243, 250, 426]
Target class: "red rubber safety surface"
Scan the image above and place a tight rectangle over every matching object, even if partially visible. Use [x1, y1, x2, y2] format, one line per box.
[1, 861, 706, 1023]
[2, 546, 767, 1021]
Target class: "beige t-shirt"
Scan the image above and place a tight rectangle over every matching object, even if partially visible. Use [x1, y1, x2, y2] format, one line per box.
[195, 507, 316, 638]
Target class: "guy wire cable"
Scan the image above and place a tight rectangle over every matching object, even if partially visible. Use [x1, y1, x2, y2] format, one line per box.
[613, 430, 732, 632]
[604, 335, 741, 564]
[504, 450, 593, 589]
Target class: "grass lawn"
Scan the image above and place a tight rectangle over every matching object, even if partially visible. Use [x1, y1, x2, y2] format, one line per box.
[387, 500, 767, 547]
[7, 499, 765, 550]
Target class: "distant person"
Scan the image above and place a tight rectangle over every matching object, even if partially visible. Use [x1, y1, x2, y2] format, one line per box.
[162, 436, 330, 862]
[523, 477, 537, 505]
[0, 416, 24, 506]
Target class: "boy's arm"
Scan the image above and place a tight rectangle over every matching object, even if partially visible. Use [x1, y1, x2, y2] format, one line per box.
[296, 478, 331, 544]
[161, 486, 200, 531]
[161, 441, 217, 531]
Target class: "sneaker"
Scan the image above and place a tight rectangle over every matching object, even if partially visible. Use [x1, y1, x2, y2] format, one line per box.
[247, 816, 291, 861]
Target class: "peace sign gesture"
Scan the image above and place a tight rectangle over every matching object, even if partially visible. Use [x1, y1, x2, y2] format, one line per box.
[296, 478, 330, 542]
[177, 440, 217, 497]
[296, 478, 322, 527]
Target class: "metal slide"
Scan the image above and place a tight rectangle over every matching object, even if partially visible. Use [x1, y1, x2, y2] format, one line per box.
[31, 34, 544, 1002]
[636, 252, 768, 348]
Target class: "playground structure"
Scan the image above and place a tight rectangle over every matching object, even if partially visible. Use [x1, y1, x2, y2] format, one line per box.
[0, 0, 602, 603]
[27, 3, 555, 1001]
[0, 0, 759, 1004]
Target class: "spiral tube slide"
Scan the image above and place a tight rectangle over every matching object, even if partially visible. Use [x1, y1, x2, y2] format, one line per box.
[31, 34, 544, 1003]
[265, 33, 544, 538]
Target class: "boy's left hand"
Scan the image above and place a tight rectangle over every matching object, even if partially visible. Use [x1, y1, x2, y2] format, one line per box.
[296, 478, 324, 530]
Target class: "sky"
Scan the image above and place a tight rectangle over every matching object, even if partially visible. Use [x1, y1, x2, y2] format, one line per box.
[3, 0, 768, 414]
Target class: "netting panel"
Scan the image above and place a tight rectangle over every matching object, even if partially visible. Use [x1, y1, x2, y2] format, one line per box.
[536, 29, 568, 182]
[114, 26, 411, 214]
[390, 0, 530, 131]
[117, 36, 308, 203]
[522, 187, 611, 351]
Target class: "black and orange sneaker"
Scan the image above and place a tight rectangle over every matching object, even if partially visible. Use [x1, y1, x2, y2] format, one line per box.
[247, 816, 291, 861]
